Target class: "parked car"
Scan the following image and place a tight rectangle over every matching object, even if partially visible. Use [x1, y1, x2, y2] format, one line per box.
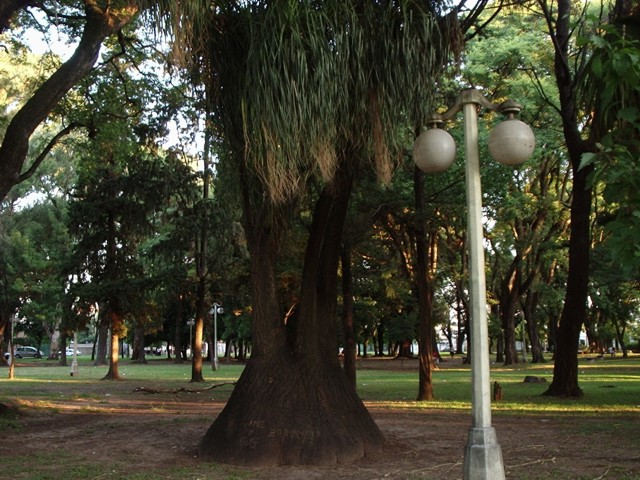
[4, 346, 44, 359]
[58, 348, 81, 356]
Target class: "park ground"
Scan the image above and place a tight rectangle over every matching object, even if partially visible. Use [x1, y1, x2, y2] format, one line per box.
[0, 356, 639, 480]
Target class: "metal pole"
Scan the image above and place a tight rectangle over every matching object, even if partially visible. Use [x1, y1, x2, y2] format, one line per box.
[71, 331, 79, 376]
[460, 92, 505, 480]
[212, 303, 219, 371]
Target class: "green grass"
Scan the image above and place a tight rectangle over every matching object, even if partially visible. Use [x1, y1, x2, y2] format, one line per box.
[355, 356, 640, 416]
[1, 355, 639, 480]
[2, 355, 640, 415]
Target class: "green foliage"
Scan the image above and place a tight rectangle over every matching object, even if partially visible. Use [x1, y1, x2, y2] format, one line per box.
[183, 0, 449, 203]
[584, 22, 640, 278]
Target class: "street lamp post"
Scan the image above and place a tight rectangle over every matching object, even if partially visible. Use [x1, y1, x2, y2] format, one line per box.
[186, 318, 195, 359]
[209, 302, 224, 371]
[70, 331, 79, 376]
[413, 88, 535, 480]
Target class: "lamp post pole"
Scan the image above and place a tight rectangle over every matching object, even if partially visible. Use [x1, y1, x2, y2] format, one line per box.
[211, 302, 223, 371]
[460, 93, 502, 480]
[70, 331, 79, 376]
[413, 88, 535, 480]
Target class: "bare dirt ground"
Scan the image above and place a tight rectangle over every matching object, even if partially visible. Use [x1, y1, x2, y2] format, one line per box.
[1, 360, 639, 480]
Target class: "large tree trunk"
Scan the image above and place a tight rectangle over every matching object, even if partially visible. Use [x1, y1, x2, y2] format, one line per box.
[199, 160, 383, 465]
[102, 304, 123, 380]
[94, 321, 108, 365]
[131, 324, 147, 363]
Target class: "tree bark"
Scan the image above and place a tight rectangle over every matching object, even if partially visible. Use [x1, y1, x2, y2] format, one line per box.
[131, 324, 147, 363]
[414, 167, 435, 401]
[199, 159, 383, 465]
[191, 276, 206, 382]
[94, 320, 108, 365]
[523, 289, 546, 363]
[0, 1, 139, 201]
[500, 262, 520, 365]
[102, 303, 122, 380]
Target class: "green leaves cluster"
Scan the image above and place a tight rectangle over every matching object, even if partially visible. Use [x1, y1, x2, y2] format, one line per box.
[583, 22, 640, 278]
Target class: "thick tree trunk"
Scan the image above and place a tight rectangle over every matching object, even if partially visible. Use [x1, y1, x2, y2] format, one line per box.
[131, 324, 147, 363]
[57, 331, 68, 366]
[544, 162, 591, 397]
[48, 326, 61, 361]
[94, 322, 108, 365]
[102, 307, 122, 380]
[200, 159, 383, 465]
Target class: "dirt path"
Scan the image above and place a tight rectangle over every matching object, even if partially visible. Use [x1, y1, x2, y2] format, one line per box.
[2, 386, 638, 480]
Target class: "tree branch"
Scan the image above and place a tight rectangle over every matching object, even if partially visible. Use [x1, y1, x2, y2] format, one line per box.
[17, 123, 79, 184]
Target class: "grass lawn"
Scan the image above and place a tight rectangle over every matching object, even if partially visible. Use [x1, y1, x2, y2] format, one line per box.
[1, 354, 639, 480]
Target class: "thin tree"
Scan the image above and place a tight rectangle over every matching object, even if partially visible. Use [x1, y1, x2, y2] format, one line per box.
[537, 0, 601, 397]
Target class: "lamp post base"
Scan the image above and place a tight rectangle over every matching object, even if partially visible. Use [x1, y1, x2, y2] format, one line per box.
[463, 427, 505, 480]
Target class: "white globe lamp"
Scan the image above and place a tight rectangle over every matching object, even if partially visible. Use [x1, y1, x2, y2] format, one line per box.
[488, 107, 535, 166]
[413, 127, 457, 173]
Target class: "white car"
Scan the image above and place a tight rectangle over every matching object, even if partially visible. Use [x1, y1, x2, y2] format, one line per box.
[58, 348, 81, 356]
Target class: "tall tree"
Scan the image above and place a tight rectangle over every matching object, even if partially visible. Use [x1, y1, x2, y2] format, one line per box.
[150, 0, 455, 465]
[537, 0, 605, 397]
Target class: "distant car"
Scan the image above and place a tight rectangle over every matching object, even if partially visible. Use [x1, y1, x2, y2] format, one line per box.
[59, 348, 81, 356]
[5, 346, 44, 358]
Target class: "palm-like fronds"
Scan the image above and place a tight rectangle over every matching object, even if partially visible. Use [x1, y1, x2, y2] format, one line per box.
[142, 0, 454, 203]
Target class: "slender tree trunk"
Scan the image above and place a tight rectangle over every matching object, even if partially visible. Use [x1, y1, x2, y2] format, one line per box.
[192, 108, 212, 382]
[523, 290, 546, 363]
[500, 264, 520, 365]
[414, 167, 436, 401]
[376, 320, 385, 356]
[191, 277, 206, 382]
